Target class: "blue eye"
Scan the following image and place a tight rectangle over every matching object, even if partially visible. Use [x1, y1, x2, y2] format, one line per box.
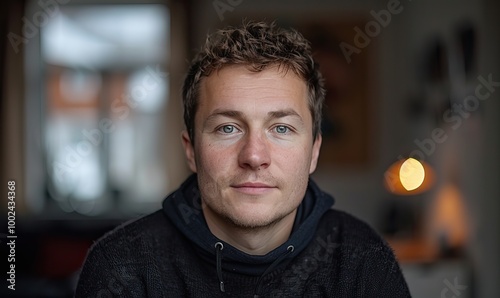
[220, 125, 236, 134]
[275, 125, 289, 134]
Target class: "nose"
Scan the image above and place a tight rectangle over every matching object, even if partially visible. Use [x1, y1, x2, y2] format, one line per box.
[238, 132, 271, 170]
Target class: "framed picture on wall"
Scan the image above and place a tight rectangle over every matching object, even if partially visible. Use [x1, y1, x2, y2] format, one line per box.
[298, 19, 373, 168]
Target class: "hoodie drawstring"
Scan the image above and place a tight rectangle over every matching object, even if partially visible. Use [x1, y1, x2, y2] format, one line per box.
[253, 245, 295, 298]
[215, 242, 225, 292]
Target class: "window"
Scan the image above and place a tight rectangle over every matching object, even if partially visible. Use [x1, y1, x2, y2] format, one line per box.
[26, 2, 171, 216]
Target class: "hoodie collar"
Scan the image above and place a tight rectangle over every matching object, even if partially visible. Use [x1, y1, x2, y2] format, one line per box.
[162, 174, 334, 276]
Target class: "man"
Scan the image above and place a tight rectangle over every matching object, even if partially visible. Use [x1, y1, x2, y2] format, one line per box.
[76, 21, 410, 297]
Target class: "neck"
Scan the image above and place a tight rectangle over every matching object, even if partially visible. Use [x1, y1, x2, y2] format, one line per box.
[203, 207, 297, 255]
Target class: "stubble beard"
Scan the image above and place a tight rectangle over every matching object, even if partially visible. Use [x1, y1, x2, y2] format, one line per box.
[198, 171, 306, 234]
[203, 200, 297, 234]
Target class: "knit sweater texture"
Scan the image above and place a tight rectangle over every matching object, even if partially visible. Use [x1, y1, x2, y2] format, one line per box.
[76, 175, 411, 297]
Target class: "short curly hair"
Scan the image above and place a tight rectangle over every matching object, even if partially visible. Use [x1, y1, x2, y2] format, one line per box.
[182, 20, 325, 143]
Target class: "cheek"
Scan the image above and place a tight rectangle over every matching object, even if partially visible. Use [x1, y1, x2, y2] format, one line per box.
[275, 145, 313, 170]
[195, 147, 225, 199]
[196, 142, 230, 174]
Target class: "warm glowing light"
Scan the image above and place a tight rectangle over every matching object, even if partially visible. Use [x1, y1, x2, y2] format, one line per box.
[399, 158, 425, 191]
[429, 183, 469, 251]
[384, 158, 435, 195]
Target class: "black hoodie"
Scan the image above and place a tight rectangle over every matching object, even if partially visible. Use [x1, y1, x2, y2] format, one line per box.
[76, 174, 411, 297]
[162, 174, 334, 294]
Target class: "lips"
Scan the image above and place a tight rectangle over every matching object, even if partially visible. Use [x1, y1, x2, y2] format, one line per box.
[233, 182, 273, 188]
[231, 182, 276, 195]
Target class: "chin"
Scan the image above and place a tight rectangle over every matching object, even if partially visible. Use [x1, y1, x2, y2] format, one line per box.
[226, 207, 291, 230]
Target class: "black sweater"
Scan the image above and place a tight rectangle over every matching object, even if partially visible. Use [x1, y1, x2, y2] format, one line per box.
[76, 175, 411, 297]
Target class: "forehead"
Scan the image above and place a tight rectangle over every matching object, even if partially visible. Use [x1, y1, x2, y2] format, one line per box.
[198, 65, 308, 111]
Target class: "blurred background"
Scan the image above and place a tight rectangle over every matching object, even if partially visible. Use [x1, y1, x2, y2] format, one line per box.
[1, 0, 499, 297]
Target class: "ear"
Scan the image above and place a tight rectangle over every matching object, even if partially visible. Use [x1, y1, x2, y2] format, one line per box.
[181, 130, 197, 173]
[309, 134, 322, 174]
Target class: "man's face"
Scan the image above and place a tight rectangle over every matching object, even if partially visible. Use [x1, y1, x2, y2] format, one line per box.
[182, 65, 321, 229]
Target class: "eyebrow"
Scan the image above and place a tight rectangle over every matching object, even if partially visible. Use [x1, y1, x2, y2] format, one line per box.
[267, 109, 302, 120]
[205, 108, 303, 124]
[206, 109, 243, 121]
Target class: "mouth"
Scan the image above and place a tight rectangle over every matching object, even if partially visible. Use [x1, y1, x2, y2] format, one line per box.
[231, 182, 277, 195]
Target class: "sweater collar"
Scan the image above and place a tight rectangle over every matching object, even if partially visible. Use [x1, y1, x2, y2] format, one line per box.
[162, 174, 334, 276]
